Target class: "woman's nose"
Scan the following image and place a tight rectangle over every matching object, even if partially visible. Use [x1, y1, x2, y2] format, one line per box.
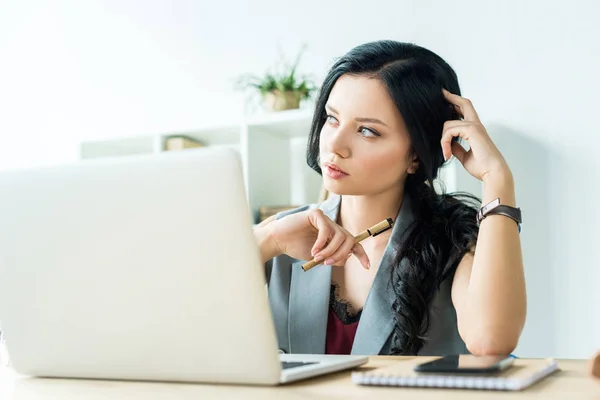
[325, 125, 351, 159]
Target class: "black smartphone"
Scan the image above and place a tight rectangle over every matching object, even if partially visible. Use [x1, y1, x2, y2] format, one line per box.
[414, 355, 515, 374]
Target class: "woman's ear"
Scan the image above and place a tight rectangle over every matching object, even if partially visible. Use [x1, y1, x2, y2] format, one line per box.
[407, 153, 419, 174]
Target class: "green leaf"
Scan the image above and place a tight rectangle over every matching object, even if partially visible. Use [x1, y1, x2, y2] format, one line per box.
[232, 43, 317, 102]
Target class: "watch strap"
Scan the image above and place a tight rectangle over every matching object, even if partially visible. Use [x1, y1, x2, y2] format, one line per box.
[477, 198, 522, 226]
[487, 205, 522, 225]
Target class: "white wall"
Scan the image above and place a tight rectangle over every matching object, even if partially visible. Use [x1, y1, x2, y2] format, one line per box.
[1, 0, 598, 358]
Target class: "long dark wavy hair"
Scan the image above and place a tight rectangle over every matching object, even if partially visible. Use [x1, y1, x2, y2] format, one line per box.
[307, 40, 480, 355]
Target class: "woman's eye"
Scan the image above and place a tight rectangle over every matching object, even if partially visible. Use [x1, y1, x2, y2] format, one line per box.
[360, 127, 380, 138]
[326, 114, 338, 124]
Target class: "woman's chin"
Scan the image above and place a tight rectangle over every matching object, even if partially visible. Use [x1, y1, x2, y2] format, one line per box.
[323, 181, 363, 196]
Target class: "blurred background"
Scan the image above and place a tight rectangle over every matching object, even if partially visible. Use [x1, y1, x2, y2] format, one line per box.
[0, 0, 598, 359]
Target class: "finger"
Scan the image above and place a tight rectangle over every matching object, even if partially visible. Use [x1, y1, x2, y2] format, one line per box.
[329, 236, 358, 267]
[443, 120, 470, 130]
[440, 124, 471, 161]
[442, 88, 481, 123]
[452, 104, 464, 120]
[315, 228, 346, 264]
[451, 140, 470, 165]
[351, 243, 371, 270]
[309, 210, 331, 257]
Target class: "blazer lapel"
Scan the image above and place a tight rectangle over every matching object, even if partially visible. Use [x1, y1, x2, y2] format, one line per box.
[351, 195, 416, 355]
[288, 260, 331, 353]
[287, 194, 341, 354]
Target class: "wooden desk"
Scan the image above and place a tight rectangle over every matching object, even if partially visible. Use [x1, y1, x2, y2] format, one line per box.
[1, 357, 598, 399]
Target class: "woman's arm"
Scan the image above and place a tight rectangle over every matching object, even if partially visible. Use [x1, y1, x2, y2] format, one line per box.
[253, 215, 280, 264]
[451, 170, 526, 355]
[253, 209, 371, 268]
[440, 88, 526, 355]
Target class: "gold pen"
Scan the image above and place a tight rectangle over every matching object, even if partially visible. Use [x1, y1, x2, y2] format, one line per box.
[302, 218, 394, 271]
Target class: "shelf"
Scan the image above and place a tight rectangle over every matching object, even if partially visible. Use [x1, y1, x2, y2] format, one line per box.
[162, 124, 240, 147]
[78, 109, 321, 223]
[245, 108, 312, 124]
[245, 109, 314, 138]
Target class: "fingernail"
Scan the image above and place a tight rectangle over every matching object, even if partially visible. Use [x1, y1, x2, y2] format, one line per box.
[312, 248, 320, 257]
[314, 253, 323, 262]
[367, 260, 371, 269]
[324, 258, 334, 265]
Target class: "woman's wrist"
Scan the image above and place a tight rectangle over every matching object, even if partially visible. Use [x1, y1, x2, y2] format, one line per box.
[482, 165, 516, 207]
[254, 222, 281, 263]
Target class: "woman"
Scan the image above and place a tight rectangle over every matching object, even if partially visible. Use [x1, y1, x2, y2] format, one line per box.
[254, 40, 526, 356]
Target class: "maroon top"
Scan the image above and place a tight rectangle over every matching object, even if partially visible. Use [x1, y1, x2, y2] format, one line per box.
[325, 308, 360, 354]
[325, 284, 362, 355]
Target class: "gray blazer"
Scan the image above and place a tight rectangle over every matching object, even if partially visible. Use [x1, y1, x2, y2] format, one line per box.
[265, 194, 468, 356]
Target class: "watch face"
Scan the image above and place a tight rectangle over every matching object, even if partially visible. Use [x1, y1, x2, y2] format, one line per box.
[477, 198, 501, 223]
[482, 198, 501, 214]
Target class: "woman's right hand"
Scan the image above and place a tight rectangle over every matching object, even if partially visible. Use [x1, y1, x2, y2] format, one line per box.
[257, 209, 370, 269]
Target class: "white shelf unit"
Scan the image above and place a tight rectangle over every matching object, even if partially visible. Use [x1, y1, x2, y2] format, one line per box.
[79, 109, 323, 223]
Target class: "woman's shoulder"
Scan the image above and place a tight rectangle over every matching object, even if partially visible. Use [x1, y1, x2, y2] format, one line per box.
[273, 204, 313, 220]
[273, 195, 341, 221]
[432, 192, 480, 249]
[273, 202, 321, 220]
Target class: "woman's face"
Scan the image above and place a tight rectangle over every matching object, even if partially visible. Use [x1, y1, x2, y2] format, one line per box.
[319, 74, 416, 196]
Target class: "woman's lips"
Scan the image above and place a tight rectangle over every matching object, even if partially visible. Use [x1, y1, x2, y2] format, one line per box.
[323, 163, 349, 180]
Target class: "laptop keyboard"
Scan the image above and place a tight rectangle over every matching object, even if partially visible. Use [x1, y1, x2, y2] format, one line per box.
[281, 361, 318, 370]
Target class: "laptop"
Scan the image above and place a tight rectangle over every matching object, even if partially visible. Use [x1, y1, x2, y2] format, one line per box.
[0, 146, 367, 385]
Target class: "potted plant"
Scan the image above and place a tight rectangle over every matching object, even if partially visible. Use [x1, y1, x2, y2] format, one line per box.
[235, 46, 317, 112]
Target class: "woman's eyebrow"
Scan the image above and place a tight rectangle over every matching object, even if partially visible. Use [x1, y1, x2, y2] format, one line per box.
[325, 104, 389, 127]
[355, 116, 389, 127]
[325, 104, 339, 114]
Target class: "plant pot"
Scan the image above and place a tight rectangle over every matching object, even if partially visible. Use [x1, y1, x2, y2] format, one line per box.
[264, 90, 302, 112]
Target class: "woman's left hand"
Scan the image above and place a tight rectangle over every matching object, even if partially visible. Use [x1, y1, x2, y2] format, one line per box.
[441, 88, 511, 183]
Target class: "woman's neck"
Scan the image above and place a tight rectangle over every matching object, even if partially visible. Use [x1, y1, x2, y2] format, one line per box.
[337, 189, 404, 238]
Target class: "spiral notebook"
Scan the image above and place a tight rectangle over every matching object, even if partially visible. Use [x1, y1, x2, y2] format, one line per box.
[352, 357, 559, 391]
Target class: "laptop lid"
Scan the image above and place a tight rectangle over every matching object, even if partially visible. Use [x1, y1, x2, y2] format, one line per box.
[0, 147, 281, 384]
